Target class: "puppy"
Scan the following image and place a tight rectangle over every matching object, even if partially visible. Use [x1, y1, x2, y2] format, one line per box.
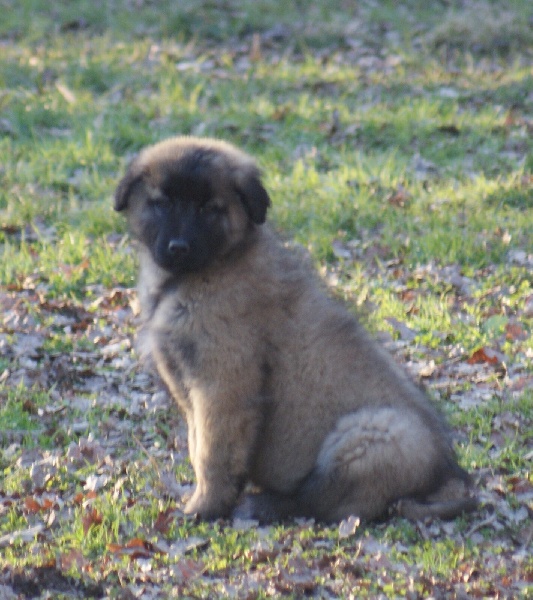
[114, 136, 476, 522]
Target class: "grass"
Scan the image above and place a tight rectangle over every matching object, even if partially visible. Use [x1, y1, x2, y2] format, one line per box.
[0, 0, 532, 598]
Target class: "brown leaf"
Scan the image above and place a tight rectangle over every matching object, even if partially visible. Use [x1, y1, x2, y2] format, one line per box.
[245, 540, 280, 564]
[505, 322, 527, 340]
[398, 289, 417, 303]
[73, 492, 85, 505]
[124, 538, 152, 559]
[40, 499, 55, 511]
[128, 538, 164, 554]
[275, 562, 317, 594]
[107, 542, 124, 554]
[504, 109, 519, 127]
[272, 105, 290, 121]
[173, 558, 204, 582]
[126, 538, 145, 548]
[108, 538, 166, 560]
[24, 497, 42, 514]
[386, 185, 411, 208]
[60, 549, 87, 571]
[82, 508, 103, 535]
[22, 399, 38, 415]
[508, 375, 531, 391]
[154, 508, 175, 535]
[73, 490, 97, 506]
[507, 476, 533, 495]
[467, 347, 499, 365]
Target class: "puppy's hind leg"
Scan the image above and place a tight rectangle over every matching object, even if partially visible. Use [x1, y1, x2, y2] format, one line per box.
[235, 407, 439, 523]
[235, 407, 475, 523]
[294, 407, 469, 522]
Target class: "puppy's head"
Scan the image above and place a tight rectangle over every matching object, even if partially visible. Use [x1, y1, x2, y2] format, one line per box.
[114, 136, 271, 275]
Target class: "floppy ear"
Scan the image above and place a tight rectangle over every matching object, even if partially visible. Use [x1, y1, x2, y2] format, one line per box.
[114, 167, 142, 212]
[234, 165, 271, 224]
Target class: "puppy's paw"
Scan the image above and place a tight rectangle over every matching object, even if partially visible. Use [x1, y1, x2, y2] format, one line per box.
[233, 492, 298, 524]
[184, 489, 233, 520]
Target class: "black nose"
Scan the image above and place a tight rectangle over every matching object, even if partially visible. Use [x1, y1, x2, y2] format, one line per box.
[168, 239, 190, 256]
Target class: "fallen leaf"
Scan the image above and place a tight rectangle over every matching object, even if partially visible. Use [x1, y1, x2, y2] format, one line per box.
[40, 498, 55, 511]
[278, 573, 316, 594]
[0, 524, 44, 547]
[172, 558, 204, 582]
[467, 347, 499, 365]
[108, 538, 166, 560]
[165, 537, 208, 560]
[73, 490, 97, 506]
[245, 540, 280, 564]
[60, 549, 88, 571]
[387, 185, 411, 207]
[154, 508, 176, 535]
[82, 508, 103, 534]
[46, 510, 56, 528]
[73, 492, 85, 505]
[419, 360, 437, 378]
[339, 515, 360, 539]
[504, 109, 520, 128]
[505, 322, 527, 340]
[126, 537, 147, 549]
[275, 560, 317, 594]
[83, 474, 109, 492]
[508, 375, 531, 391]
[24, 497, 42, 514]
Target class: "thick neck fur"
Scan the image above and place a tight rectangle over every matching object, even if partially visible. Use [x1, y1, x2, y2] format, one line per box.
[136, 225, 272, 322]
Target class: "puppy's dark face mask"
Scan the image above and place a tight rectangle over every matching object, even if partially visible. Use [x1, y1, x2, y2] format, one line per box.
[114, 142, 271, 277]
[140, 175, 227, 275]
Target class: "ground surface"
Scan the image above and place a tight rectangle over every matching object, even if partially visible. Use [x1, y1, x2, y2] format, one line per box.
[0, 1, 532, 598]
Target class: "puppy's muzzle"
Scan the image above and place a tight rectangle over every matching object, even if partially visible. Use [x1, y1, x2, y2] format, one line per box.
[168, 239, 190, 257]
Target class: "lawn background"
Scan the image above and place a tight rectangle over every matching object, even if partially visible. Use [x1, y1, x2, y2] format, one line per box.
[0, 1, 531, 598]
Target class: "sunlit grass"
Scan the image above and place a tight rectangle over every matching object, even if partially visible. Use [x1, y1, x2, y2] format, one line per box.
[0, 1, 531, 597]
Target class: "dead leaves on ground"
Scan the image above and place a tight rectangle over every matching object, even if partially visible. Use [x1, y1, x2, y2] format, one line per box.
[0, 285, 138, 399]
[108, 538, 166, 560]
[467, 346, 500, 365]
[1, 253, 531, 598]
[1, 256, 532, 597]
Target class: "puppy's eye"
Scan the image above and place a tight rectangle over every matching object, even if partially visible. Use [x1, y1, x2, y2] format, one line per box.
[200, 201, 225, 215]
[148, 197, 170, 211]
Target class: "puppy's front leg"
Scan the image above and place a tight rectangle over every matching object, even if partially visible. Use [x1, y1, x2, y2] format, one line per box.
[184, 386, 262, 519]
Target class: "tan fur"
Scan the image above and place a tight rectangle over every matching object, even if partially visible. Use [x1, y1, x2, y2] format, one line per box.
[114, 136, 476, 522]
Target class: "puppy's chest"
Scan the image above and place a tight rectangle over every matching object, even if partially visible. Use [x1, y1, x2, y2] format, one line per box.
[148, 299, 200, 375]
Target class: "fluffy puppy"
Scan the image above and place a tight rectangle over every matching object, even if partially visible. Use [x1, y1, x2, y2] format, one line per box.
[114, 136, 476, 522]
